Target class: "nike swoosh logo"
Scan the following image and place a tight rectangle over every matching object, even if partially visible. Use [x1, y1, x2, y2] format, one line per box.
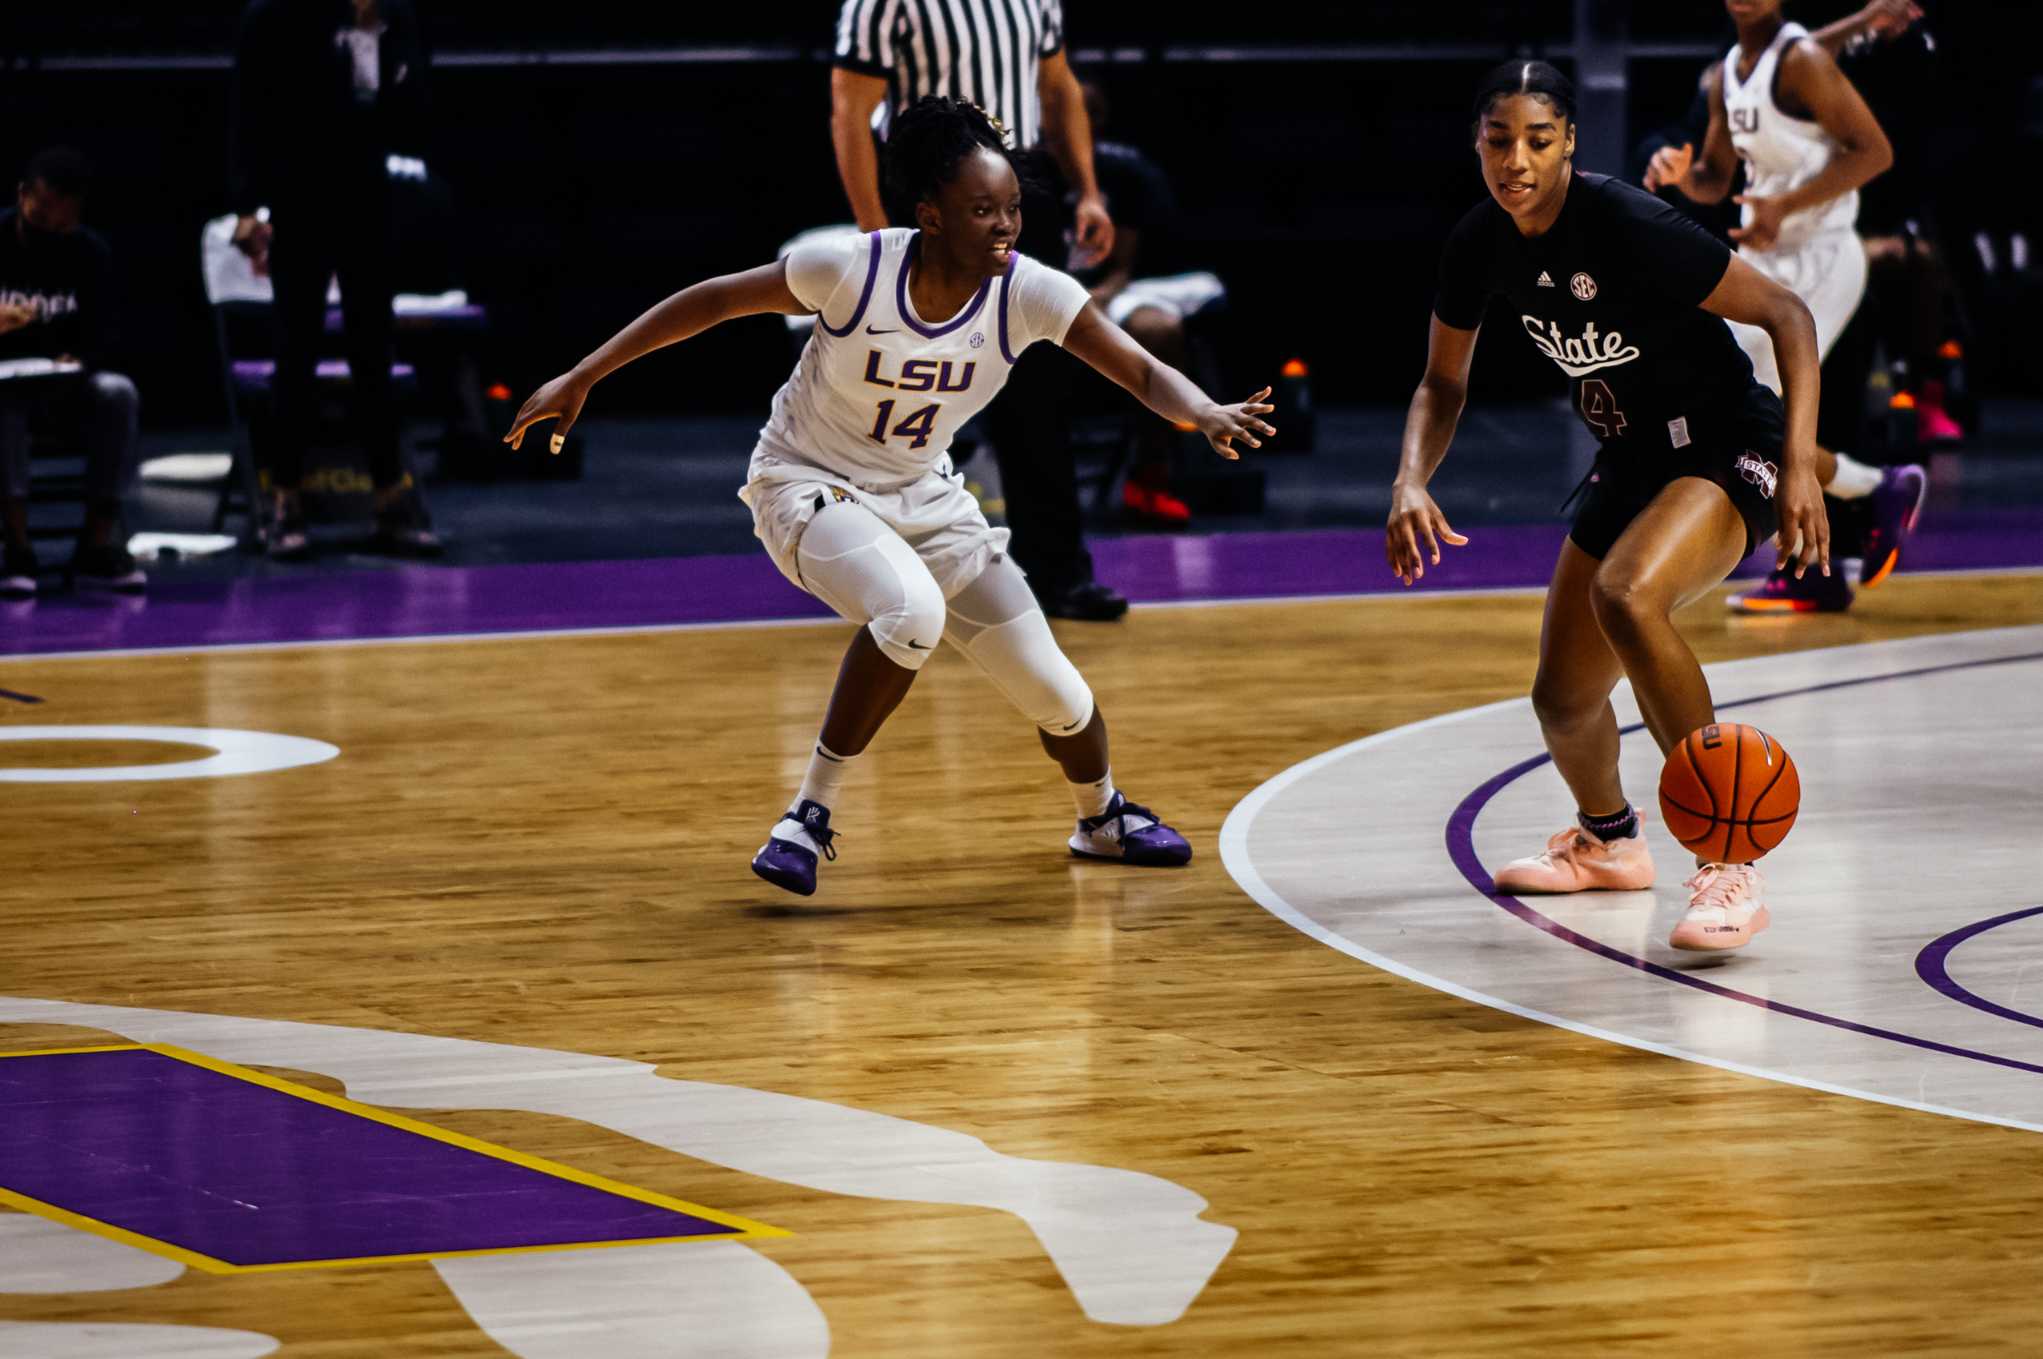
[907, 639, 930, 650]
[866, 326, 899, 335]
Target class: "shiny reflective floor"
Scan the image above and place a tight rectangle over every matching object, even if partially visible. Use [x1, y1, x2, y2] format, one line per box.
[6, 567, 2043, 1356]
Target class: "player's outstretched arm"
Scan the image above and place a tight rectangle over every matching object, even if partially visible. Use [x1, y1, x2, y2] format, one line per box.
[1811, 0, 1922, 54]
[503, 261, 808, 452]
[1701, 254, 1830, 577]
[1386, 314, 1477, 586]
[1059, 303, 1274, 461]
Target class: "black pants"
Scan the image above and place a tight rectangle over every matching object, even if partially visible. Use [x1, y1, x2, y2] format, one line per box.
[267, 183, 405, 491]
[978, 168, 1095, 593]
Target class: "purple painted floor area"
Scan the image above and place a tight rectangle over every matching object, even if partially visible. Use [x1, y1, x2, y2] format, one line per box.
[0, 1047, 741, 1266]
[4, 517, 2039, 658]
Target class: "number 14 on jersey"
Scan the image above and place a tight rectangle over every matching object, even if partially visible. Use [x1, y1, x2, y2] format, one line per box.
[870, 399, 941, 450]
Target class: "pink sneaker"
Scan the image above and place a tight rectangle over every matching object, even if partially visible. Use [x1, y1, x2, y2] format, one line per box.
[1494, 827, 1655, 893]
[1669, 863, 1770, 951]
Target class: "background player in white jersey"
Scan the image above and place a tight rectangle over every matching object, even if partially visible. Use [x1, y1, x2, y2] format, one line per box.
[1647, 0, 1925, 613]
[503, 98, 1275, 896]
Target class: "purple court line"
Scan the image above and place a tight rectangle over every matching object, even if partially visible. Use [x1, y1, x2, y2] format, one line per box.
[1444, 649, 2043, 1077]
[1915, 906, 2043, 1032]
[3, 513, 2040, 659]
[0, 688, 41, 704]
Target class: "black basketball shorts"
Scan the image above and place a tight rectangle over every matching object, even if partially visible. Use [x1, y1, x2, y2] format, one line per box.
[1568, 388, 1787, 561]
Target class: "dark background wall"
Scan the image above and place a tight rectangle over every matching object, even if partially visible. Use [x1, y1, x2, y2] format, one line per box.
[1, 1, 2029, 429]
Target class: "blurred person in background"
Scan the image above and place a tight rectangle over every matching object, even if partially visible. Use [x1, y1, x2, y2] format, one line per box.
[0, 147, 145, 597]
[229, 0, 440, 560]
[1073, 79, 1227, 528]
[1646, 0, 1923, 614]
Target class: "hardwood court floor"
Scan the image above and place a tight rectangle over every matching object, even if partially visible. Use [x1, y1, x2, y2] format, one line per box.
[7, 570, 2043, 1356]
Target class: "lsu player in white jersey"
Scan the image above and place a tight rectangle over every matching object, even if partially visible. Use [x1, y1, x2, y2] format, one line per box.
[505, 97, 1275, 895]
[1648, 0, 1927, 614]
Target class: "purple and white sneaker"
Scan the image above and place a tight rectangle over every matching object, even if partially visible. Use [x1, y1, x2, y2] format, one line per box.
[750, 798, 838, 897]
[1070, 792, 1192, 867]
[1860, 463, 1927, 590]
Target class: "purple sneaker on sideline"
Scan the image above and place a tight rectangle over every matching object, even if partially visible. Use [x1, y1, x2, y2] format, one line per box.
[1070, 791, 1192, 867]
[1860, 463, 1927, 590]
[1727, 566, 1854, 615]
[750, 798, 837, 897]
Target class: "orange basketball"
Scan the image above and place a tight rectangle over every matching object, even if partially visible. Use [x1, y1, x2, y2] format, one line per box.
[1657, 722, 1800, 864]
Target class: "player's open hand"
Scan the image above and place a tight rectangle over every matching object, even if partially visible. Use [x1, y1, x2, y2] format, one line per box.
[1644, 142, 1693, 193]
[1862, 0, 1923, 39]
[1386, 481, 1470, 586]
[1774, 462, 1831, 579]
[503, 372, 591, 455]
[1729, 194, 1786, 252]
[1200, 387, 1276, 461]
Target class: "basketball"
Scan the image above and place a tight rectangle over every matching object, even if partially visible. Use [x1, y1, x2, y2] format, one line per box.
[1657, 723, 1801, 863]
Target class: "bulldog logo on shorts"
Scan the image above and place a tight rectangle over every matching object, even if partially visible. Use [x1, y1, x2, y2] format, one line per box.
[1734, 452, 1779, 499]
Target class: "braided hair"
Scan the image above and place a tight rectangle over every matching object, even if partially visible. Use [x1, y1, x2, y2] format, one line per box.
[881, 96, 1032, 225]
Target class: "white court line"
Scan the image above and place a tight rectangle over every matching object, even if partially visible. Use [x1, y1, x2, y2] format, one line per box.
[1216, 623, 2043, 1139]
[6, 562, 2040, 666]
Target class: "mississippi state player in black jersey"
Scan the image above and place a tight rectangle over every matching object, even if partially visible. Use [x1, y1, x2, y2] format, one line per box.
[1387, 61, 1828, 952]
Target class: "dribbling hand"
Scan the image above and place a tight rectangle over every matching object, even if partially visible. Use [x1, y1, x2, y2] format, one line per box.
[1774, 463, 1831, 579]
[1386, 482, 1469, 586]
[1199, 387, 1276, 460]
[1644, 142, 1693, 193]
[503, 373, 591, 456]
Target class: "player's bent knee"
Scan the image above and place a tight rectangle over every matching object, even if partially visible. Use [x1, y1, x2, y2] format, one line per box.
[1588, 567, 1663, 640]
[864, 534, 946, 670]
[965, 613, 1094, 735]
[798, 507, 948, 670]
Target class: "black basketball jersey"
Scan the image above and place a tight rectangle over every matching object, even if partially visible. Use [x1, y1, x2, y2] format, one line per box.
[1435, 171, 1764, 455]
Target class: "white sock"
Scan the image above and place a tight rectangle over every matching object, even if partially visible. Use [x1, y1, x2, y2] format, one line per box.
[1825, 450, 1883, 500]
[1071, 769, 1116, 821]
[795, 742, 856, 814]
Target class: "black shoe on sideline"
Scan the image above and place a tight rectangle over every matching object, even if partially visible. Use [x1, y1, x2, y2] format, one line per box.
[373, 478, 445, 558]
[1036, 579, 1128, 622]
[268, 492, 311, 561]
[72, 541, 148, 593]
[1, 543, 37, 598]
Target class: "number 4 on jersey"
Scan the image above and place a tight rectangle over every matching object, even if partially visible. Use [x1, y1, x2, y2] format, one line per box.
[1578, 378, 1628, 439]
[870, 398, 942, 450]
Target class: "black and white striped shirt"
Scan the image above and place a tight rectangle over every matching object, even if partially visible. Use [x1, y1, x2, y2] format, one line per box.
[833, 0, 1066, 151]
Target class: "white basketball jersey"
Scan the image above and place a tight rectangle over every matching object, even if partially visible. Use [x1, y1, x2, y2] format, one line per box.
[753, 228, 1089, 486]
[1723, 22, 1858, 250]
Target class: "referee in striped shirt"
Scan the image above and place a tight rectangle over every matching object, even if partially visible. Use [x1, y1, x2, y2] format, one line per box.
[830, 0, 1126, 621]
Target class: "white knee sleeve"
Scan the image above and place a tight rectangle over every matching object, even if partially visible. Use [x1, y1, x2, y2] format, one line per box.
[796, 502, 947, 670]
[944, 556, 1095, 735]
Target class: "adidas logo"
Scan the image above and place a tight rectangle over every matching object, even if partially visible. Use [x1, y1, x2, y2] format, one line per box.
[1537, 271, 1555, 288]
